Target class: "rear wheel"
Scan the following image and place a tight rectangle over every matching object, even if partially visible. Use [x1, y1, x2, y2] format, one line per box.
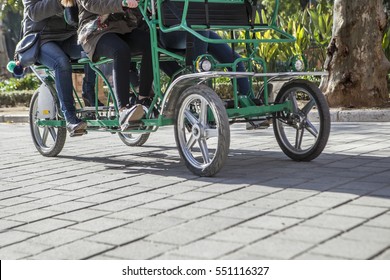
[29, 89, 66, 157]
[174, 85, 230, 176]
[273, 79, 330, 161]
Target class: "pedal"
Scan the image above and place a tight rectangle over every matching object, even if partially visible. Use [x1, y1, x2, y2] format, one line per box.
[121, 121, 142, 131]
[69, 129, 88, 137]
[246, 119, 271, 130]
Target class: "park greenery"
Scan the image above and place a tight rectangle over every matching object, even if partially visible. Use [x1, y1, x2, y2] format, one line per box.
[0, 0, 389, 105]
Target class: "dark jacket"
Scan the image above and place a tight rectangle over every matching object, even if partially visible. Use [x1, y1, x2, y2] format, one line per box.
[76, 0, 138, 61]
[22, 0, 77, 46]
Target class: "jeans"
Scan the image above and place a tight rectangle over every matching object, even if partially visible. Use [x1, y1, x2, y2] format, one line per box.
[38, 35, 95, 123]
[94, 29, 153, 108]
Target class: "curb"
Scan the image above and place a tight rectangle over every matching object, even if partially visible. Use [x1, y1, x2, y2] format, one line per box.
[2, 109, 390, 124]
[0, 115, 29, 123]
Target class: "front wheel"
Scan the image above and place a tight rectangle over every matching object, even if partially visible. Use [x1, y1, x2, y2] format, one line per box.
[273, 79, 330, 161]
[174, 85, 230, 177]
[118, 132, 150, 146]
[29, 87, 66, 157]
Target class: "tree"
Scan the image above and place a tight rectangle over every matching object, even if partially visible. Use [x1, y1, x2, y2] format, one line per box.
[320, 0, 390, 107]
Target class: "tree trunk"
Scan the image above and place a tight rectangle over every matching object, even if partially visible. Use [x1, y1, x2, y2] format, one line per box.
[320, 0, 390, 107]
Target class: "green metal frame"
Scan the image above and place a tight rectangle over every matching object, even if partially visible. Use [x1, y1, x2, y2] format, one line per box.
[35, 0, 301, 131]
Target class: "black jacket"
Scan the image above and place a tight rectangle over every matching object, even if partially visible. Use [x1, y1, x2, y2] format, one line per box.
[22, 0, 77, 46]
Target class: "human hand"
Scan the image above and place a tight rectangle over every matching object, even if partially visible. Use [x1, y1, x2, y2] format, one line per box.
[122, 0, 138, 8]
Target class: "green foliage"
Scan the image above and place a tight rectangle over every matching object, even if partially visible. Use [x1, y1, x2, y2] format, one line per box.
[0, 90, 33, 107]
[0, 74, 40, 92]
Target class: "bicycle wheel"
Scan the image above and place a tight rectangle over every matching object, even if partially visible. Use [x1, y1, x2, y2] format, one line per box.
[174, 85, 230, 176]
[29, 87, 66, 157]
[118, 132, 150, 146]
[273, 79, 330, 161]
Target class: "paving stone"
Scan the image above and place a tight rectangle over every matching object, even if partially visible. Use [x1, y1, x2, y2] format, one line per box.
[0, 231, 36, 247]
[351, 196, 390, 208]
[192, 198, 242, 210]
[31, 240, 112, 259]
[142, 199, 192, 211]
[241, 215, 302, 230]
[364, 213, 390, 229]
[213, 206, 269, 220]
[70, 217, 129, 233]
[43, 201, 94, 212]
[326, 204, 388, 219]
[274, 225, 340, 244]
[14, 218, 75, 234]
[55, 209, 108, 222]
[208, 227, 273, 244]
[301, 214, 365, 231]
[294, 252, 349, 260]
[0, 219, 23, 231]
[105, 240, 174, 259]
[177, 215, 241, 234]
[240, 237, 313, 259]
[28, 228, 93, 246]
[159, 207, 216, 220]
[374, 249, 390, 260]
[6, 209, 60, 223]
[86, 227, 148, 245]
[107, 207, 162, 221]
[340, 226, 390, 244]
[124, 215, 185, 233]
[169, 239, 243, 259]
[76, 192, 126, 204]
[271, 204, 326, 219]
[242, 197, 293, 210]
[146, 227, 210, 245]
[171, 191, 217, 201]
[310, 238, 387, 259]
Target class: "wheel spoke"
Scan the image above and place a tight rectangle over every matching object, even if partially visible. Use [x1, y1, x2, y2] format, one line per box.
[184, 109, 198, 125]
[199, 139, 211, 164]
[205, 127, 218, 139]
[186, 134, 197, 150]
[48, 127, 57, 141]
[289, 92, 299, 114]
[295, 127, 304, 150]
[305, 119, 318, 138]
[42, 127, 49, 145]
[199, 100, 208, 125]
[301, 99, 315, 115]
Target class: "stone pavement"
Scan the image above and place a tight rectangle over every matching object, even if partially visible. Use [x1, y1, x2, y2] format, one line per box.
[0, 122, 390, 260]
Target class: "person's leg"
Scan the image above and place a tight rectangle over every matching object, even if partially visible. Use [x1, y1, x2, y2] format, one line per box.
[61, 35, 99, 106]
[207, 31, 250, 95]
[94, 33, 132, 108]
[38, 42, 80, 124]
[93, 33, 144, 130]
[120, 28, 153, 98]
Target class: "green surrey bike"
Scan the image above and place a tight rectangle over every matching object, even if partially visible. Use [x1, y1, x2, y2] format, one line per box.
[29, 0, 330, 176]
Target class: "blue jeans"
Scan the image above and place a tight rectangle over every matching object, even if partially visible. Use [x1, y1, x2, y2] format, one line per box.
[38, 35, 95, 123]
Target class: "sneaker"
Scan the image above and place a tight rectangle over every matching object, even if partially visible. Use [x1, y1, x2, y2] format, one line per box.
[137, 97, 159, 118]
[119, 104, 144, 131]
[66, 120, 88, 136]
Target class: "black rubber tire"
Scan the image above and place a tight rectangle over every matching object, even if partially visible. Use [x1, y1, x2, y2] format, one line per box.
[272, 79, 330, 161]
[118, 132, 150, 146]
[29, 89, 66, 157]
[174, 85, 230, 176]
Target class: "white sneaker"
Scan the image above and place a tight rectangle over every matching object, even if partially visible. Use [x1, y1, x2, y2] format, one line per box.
[119, 104, 144, 131]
